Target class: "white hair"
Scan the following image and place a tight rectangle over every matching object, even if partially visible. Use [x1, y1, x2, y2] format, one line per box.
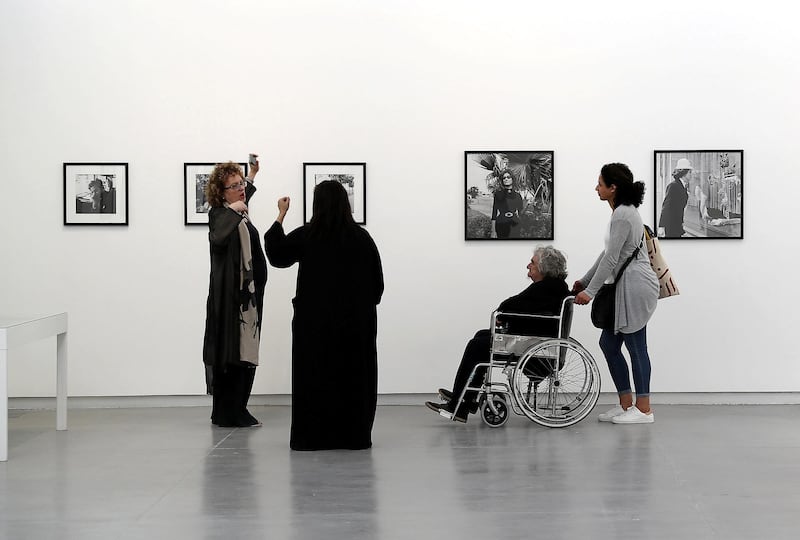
[533, 245, 568, 280]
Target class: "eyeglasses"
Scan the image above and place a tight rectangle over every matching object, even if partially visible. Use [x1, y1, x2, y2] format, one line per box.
[224, 181, 246, 191]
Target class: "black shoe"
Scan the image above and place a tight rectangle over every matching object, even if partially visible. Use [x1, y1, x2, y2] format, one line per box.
[441, 390, 478, 415]
[425, 401, 467, 423]
[425, 401, 446, 413]
[438, 389, 478, 415]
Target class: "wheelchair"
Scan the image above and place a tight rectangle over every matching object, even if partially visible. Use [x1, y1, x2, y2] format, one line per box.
[455, 296, 601, 428]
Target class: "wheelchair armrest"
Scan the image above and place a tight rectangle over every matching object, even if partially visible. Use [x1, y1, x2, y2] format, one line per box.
[493, 310, 561, 323]
[493, 297, 574, 340]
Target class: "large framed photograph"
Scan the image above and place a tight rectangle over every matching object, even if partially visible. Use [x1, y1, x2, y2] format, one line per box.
[465, 151, 554, 240]
[654, 150, 743, 239]
[184, 162, 249, 225]
[303, 162, 366, 224]
[63, 163, 128, 225]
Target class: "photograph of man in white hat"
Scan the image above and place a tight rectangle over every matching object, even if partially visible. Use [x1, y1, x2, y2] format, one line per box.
[654, 151, 743, 239]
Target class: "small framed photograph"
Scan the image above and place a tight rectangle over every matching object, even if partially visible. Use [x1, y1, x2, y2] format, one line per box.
[64, 163, 128, 225]
[465, 151, 554, 240]
[184, 162, 249, 225]
[303, 162, 366, 224]
[654, 150, 743, 239]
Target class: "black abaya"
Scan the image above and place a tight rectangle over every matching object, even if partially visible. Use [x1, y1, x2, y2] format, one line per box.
[265, 222, 384, 450]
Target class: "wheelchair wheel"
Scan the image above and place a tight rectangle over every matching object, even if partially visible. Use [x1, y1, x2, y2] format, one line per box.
[511, 338, 600, 428]
[480, 395, 509, 428]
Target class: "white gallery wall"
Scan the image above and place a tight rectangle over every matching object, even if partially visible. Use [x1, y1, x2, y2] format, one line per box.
[1, 0, 798, 398]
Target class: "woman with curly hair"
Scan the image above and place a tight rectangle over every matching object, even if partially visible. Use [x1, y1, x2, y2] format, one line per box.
[202, 157, 266, 427]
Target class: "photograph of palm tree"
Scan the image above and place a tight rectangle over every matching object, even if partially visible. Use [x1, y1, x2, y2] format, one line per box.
[465, 151, 554, 240]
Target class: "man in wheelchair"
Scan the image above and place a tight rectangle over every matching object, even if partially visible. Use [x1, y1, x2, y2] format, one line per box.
[426, 246, 570, 422]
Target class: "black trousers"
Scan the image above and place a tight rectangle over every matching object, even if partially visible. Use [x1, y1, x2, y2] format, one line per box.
[495, 222, 512, 238]
[211, 363, 258, 427]
[447, 329, 492, 416]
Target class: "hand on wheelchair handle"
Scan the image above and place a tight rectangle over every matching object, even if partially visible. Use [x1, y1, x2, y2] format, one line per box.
[574, 291, 591, 305]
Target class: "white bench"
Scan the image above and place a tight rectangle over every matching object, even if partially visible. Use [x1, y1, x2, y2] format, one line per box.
[0, 313, 68, 461]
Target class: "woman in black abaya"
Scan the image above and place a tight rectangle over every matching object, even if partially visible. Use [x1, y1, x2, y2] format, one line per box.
[265, 181, 384, 450]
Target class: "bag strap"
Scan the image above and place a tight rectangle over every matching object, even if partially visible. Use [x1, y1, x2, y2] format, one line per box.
[613, 233, 645, 283]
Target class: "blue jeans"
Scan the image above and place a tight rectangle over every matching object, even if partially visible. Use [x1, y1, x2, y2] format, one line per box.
[599, 326, 651, 397]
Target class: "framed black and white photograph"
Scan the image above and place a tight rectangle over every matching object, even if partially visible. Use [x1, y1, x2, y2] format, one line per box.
[303, 162, 366, 224]
[465, 151, 554, 240]
[63, 163, 128, 225]
[654, 150, 743, 239]
[184, 162, 249, 225]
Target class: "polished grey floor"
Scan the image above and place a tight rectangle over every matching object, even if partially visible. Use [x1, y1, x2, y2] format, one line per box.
[1, 404, 799, 539]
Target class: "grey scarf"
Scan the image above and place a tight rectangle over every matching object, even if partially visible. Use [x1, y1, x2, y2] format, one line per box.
[232, 211, 260, 365]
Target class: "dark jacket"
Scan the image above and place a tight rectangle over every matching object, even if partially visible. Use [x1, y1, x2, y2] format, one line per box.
[492, 189, 523, 223]
[202, 183, 263, 388]
[496, 277, 570, 336]
[659, 179, 689, 237]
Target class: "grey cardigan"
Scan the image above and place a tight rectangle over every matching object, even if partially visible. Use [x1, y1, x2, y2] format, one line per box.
[580, 205, 659, 334]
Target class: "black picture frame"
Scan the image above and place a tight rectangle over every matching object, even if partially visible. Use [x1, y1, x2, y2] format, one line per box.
[63, 163, 128, 226]
[303, 162, 366, 224]
[184, 162, 249, 225]
[654, 150, 743, 239]
[465, 151, 554, 240]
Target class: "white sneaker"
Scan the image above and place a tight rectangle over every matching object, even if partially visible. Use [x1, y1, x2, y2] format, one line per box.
[611, 406, 654, 424]
[598, 405, 626, 422]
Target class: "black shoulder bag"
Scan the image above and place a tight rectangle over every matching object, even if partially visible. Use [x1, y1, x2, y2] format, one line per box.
[590, 240, 643, 330]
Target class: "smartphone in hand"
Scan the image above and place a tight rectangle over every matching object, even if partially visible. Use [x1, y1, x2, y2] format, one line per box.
[249, 153, 258, 166]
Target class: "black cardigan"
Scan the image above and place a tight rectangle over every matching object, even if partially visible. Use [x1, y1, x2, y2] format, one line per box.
[496, 277, 570, 336]
[202, 183, 264, 389]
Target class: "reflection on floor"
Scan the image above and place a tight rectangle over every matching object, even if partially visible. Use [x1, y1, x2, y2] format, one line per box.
[2, 405, 799, 539]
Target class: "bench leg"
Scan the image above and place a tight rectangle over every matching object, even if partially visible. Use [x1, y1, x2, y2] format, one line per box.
[57, 332, 67, 431]
[1, 348, 7, 462]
